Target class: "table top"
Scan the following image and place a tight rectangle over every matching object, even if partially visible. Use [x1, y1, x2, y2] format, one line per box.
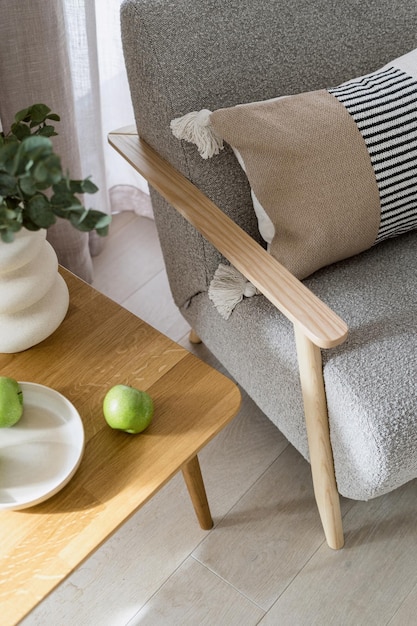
[0, 268, 241, 625]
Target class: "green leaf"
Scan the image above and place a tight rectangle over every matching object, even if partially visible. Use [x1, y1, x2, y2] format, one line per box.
[27, 104, 52, 125]
[33, 154, 62, 184]
[0, 201, 13, 218]
[18, 174, 37, 196]
[4, 196, 21, 211]
[68, 179, 84, 194]
[81, 178, 99, 194]
[2, 135, 19, 146]
[0, 141, 16, 166]
[1, 229, 15, 243]
[26, 194, 56, 228]
[50, 189, 79, 209]
[67, 177, 98, 195]
[37, 125, 57, 137]
[52, 179, 70, 193]
[70, 208, 111, 232]
[14, 136, 53, 176]
[0, 142, 19, 175]
[10, 122, 31, 141]
[6, 216, 22, 230]
[95, 224, 110, 237]
[0, 103, 105, 239]
[18, 134, 52, 154]
[10, 105, 58, 140]
[92, 213, 112, 229]
[20, 218, 40, 232]
[0, 173, 17, 196]
[14, 107, 31, 124]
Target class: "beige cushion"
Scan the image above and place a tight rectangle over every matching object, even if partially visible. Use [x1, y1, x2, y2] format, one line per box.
[207, 49, 417, 279]
[212, 90, 381, 278]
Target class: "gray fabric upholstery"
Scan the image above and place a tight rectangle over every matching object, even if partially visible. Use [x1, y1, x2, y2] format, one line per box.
[121, 0, 417, 500]
[184, 231, 417, 500]
[314, 232, 417, 499]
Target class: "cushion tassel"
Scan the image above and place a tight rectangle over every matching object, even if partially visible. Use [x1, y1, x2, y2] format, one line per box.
[208, 263, 259, 320]
[170, 109, 223, 159]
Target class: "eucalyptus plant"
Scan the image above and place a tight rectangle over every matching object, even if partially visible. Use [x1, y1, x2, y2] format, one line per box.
[0, 103, 111, 243]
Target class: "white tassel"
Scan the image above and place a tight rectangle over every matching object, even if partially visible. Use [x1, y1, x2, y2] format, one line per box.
[170, 109, 223, 159]
[208, 263, 259, 320]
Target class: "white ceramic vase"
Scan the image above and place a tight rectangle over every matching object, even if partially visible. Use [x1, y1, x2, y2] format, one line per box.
[0, 229, 69, 353]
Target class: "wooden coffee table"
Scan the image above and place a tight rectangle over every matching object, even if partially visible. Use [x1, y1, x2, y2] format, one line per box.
[0, 268, 241, 625]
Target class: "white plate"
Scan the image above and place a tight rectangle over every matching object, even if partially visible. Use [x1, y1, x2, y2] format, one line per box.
[0, 382, 85, 510]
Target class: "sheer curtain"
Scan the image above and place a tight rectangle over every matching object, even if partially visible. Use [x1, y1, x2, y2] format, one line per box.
[0, 0, 150, 279]
[63, 0, 151, 229]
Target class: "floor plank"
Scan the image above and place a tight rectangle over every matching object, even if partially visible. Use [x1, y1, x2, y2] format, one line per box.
[127, 558, 265, 625]
[92, 214, 165, 304]
[261, 481, 417, 625]
[389, 583, 417, 625]
[122, 268, 190, 342]
[193, 445, 344, 611]
[22, 473, 208, 626]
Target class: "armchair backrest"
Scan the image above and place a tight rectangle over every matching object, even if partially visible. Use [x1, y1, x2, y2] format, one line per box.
[121, 0, 417, 306]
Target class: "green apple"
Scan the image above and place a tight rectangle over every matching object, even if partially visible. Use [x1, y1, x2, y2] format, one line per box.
[103, 384, 154, 434]
[0, 376, 23, 427]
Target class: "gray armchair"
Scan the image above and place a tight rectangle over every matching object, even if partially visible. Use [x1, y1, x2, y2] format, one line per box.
[114, 0, 417, 549]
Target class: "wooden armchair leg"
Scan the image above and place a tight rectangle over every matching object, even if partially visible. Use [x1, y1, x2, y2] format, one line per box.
[294, 325, 344, 550]
[189, 329, 202, 344]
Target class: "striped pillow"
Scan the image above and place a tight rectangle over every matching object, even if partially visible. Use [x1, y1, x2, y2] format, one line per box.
[328, 64, 417, 244]
[172, 49, 417, 280]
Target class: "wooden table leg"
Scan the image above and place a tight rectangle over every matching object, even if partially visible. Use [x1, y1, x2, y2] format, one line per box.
[181, 455, 213, 530]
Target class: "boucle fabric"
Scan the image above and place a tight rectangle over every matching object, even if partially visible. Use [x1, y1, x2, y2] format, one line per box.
[184, 230, 417, 500]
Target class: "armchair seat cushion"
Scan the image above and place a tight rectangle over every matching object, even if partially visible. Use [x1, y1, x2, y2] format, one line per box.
[184, 229, 417, 500]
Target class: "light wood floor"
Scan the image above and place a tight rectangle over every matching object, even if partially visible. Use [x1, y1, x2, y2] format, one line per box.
[23, 206, 417, 626]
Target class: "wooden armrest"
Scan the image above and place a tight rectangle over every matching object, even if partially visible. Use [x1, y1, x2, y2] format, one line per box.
[108, 126, 348, 349]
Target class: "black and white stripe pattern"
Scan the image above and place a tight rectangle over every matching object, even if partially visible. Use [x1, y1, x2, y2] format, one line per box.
[329, 67, 417, 242]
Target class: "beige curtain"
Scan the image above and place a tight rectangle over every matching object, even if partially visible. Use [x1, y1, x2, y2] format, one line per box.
[0, 0, 149, 283]
[0, 0, 95, 281]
